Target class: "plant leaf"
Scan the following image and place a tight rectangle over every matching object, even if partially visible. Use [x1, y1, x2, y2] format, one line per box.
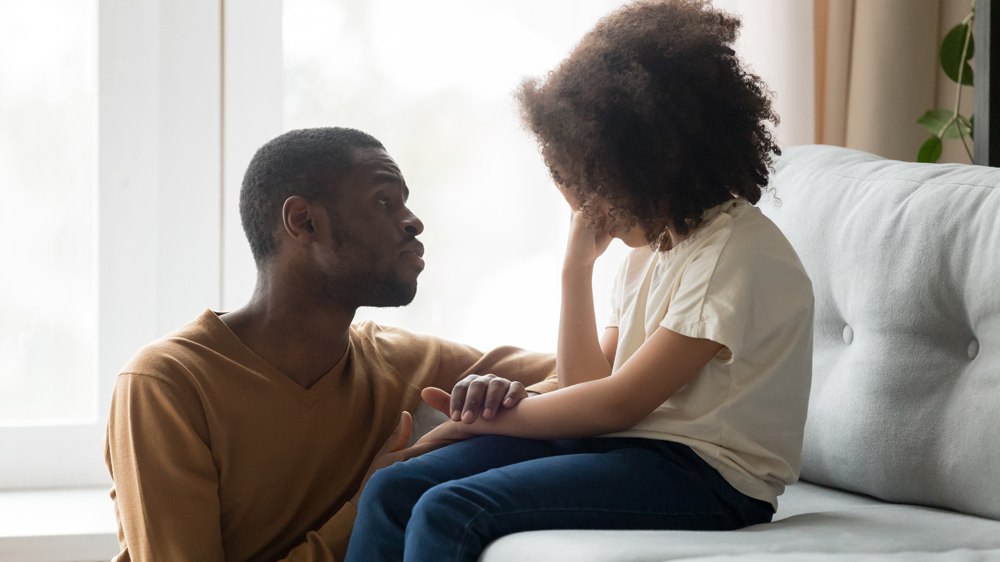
[961, 63, 974, 86]
[918, 109, 972, 139]
[918, 136, 943, 163]
[970, 114, 975, 140]
[941, 23, 975, 85]
[918, 110, 951, 136]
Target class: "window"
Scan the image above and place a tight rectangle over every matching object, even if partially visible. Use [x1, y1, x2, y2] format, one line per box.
[279, 0, 631, 352]
[0, 0, 97, 425]
[1, 0, 222, 489]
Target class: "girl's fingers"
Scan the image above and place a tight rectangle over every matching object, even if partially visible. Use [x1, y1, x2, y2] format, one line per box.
[400, 437, 456, 457]
[421, 387, 452, 417]
[414, 421, 473, 446]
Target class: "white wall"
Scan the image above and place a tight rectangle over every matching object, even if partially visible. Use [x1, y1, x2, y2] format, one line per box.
[157, 0, 223, 334]
[221, 0, 284, 311]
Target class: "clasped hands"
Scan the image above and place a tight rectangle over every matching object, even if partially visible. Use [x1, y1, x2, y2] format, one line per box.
[416, 374, 530, 444]
[350, 374, 529, 506]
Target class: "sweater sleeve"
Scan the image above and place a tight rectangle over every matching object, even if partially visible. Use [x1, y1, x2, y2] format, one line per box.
[525, 372, 560, 394]
[106, 373, 357, 562]
[106, 374, 226, 562]
[434, 341, 558, 394]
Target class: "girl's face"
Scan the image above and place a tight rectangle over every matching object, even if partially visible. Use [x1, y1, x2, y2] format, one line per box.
[555, 183, 648, 248]
[613, 221, 648, 248]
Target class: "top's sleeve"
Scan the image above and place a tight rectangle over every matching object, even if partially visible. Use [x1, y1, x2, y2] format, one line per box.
[658, 231, 747, 364]
[433, 340, 558, 395]
[606, 258, 627, 329]
[106, 374, 226, 562]
[107, 373, 357, 562]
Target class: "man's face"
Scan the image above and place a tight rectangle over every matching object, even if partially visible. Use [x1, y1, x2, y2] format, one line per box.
[315, 147, 425, 308]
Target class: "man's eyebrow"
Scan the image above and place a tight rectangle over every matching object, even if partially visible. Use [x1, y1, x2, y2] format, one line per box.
[371, 171, 401, 185]
[371, 171, 408, 201]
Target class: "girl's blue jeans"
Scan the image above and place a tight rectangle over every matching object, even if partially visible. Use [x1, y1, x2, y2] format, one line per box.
[344, 435, 774, 562]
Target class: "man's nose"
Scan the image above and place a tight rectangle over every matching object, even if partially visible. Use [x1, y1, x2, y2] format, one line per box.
[401, 210, 424, 236]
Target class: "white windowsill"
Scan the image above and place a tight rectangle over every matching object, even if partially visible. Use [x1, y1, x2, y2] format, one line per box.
[0, 488, 118, 562]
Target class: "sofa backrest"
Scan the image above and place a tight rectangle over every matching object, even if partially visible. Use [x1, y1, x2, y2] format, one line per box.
[763, 145, 1000, 520]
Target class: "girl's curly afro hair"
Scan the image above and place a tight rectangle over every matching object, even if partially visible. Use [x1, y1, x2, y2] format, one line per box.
[517, 0, 780, 245]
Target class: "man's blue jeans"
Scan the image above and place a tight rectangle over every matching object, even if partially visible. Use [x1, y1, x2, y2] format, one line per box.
[345, 435, 773, 562]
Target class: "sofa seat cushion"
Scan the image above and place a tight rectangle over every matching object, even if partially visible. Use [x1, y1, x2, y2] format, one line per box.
[664, 548, 1000, 562]
[670, 550, 1000, 561]
[480, 483, 1000, 562]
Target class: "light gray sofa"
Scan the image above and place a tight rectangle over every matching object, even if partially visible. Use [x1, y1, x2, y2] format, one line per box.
[413, 144, 1000, 561]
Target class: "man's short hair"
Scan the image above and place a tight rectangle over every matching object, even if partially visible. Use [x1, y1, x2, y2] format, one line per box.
[239, 127, 385, 267]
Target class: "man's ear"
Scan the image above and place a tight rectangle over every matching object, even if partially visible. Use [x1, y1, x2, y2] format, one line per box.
[281, 196, 317, 246]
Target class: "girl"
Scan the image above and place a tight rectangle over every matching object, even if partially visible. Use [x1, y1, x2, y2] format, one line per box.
[344, 1, 813, 561]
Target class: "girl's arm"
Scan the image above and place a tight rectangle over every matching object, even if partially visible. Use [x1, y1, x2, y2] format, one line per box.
[419, 327, 723, 442]
[600, 327, 619, 368]
[557, 211, 615, 387]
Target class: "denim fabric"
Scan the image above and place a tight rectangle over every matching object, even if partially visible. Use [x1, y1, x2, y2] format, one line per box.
[345, 435, 773, 562]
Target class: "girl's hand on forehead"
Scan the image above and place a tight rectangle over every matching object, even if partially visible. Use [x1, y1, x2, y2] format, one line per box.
[565, 210, 613, 267]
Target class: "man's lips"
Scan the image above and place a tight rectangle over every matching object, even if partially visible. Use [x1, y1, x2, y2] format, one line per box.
[400, 241, 424, 259]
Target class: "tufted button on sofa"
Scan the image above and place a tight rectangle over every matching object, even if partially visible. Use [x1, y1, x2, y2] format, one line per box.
[412, 145, 1000, 561]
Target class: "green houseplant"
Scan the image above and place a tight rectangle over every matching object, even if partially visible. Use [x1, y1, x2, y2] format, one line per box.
[917, 4, 975, 163]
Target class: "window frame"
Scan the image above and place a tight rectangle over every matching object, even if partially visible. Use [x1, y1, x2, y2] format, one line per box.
[0, 0, 223, 489]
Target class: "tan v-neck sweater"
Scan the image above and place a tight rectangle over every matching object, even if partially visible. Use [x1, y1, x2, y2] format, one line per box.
[104, 310, 557, 562]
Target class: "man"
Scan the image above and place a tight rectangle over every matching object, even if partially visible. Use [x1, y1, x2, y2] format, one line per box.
[104, 128, 557, 562]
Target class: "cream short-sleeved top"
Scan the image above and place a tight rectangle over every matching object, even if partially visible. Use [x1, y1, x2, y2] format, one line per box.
[605, 199, 814, 510]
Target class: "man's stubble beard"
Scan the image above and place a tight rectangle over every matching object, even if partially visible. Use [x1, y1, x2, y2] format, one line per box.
[323, 214, 418, 309]
[326, 266, 417, 309]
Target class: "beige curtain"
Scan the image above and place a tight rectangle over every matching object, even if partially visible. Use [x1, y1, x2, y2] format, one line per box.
[814, 0, 975, 164]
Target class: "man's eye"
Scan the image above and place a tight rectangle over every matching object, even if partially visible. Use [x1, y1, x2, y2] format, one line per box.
[378, 197, 389, 206]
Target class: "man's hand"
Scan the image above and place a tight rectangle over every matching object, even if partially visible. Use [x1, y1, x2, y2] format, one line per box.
[447, 374, 530, 423]
[417, 387, 480, 445]
[349, 411, 452, 507]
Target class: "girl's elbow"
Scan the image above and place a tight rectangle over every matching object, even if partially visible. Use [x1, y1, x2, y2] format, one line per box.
[598, 399, 647, 434]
